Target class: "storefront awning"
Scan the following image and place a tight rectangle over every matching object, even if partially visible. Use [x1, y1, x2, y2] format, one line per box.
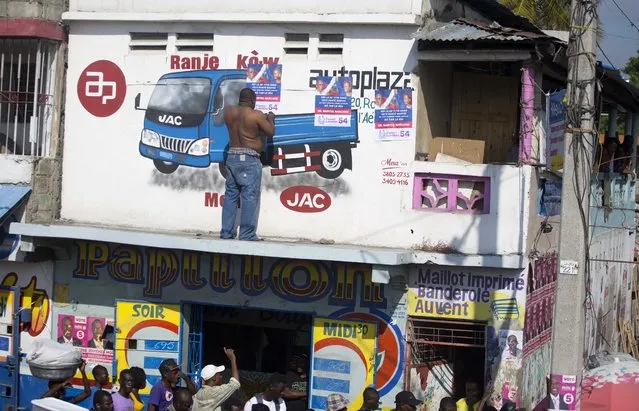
[9, 222, 526, 269]
[0, 185, 31, 226]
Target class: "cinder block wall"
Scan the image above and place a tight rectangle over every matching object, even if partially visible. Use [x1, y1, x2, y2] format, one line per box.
[1, 0, 67, 21]
[26, 158, 62, 224]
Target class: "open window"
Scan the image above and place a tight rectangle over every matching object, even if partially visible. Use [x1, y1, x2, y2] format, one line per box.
[415, 61, 521, 165]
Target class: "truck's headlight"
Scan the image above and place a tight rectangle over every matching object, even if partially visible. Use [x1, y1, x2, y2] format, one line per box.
[188, 138, 209, 156]
[141, 129, 160, 147]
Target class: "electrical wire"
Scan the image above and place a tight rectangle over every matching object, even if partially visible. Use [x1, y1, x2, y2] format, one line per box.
[597, 44, 617, 69]
[607, 0, 639, 34]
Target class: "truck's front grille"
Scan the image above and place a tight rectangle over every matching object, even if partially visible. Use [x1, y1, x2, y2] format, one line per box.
[160, 135, 191, 154]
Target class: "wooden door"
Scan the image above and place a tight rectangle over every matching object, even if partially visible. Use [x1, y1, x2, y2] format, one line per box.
[451, 72, 519, 163]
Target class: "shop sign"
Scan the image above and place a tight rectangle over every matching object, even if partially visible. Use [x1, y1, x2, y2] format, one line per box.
[73, 241, 386, 308]
[310, 317, 377, 411]
[407, 266, 526, 322]
[115, 301, 180, 394]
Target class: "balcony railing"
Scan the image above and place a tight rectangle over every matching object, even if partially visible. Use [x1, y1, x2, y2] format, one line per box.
[412, 173, 490, 214]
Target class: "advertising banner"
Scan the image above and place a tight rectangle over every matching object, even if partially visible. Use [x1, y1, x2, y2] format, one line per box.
[407, 266, 526, 324]
[0, 288, 16, 361]
[547, 90, 567, 170]
[115, 301, 181, 394]
[374, 88, 413, 140]
[246, 63, 282, 113]
[310, 317, 377, 411]
[314, 76, 352, 127]
[57, 314, 114, 365]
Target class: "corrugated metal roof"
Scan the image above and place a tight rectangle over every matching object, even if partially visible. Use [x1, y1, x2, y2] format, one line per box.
[414, 18, 555, 43]
[0, 184, 31, 226]
[462, 0, 544, 34]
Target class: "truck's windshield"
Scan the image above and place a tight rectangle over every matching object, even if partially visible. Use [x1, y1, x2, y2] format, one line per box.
[148, 77, 212, 116]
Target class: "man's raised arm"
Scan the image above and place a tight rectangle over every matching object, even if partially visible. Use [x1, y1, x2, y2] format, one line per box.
[257, 112, 276, 137]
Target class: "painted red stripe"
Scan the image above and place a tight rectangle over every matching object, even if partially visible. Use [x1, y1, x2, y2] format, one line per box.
[271, 169, 287, 175]
[305, 165, 321, 171]
[0, 19, 66, 41]
[314, 337, 368, 373]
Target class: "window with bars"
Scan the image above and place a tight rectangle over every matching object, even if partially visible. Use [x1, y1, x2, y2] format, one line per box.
[404, 317, 486, 392]
[0, 39, 58, 157]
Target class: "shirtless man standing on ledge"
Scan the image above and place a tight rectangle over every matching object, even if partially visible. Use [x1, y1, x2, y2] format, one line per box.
[220, 88, 275, 241]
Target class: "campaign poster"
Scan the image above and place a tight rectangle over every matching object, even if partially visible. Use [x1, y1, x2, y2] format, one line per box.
[246, 64, 282, 113]
[547, 89, 566, 171]
[374, 88, 413, 140]
[57, 314, 114, 365]
[548, 374, 577, 410]
[314, 76, 352, 127]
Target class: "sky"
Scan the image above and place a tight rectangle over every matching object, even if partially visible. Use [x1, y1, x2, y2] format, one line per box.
[597, 0, 639, 72]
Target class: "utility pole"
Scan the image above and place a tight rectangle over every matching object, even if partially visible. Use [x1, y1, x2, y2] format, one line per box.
[549, 0, 598, 408]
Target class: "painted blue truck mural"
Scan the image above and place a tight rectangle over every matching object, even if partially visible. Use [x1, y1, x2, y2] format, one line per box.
[135, 69, 359, 179]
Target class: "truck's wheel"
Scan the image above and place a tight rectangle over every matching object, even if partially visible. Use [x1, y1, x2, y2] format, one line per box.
[153, 160, 179, 174]
[317, 147, 346, 179]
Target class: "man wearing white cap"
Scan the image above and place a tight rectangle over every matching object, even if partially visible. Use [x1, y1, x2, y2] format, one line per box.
[193, 347, 241, 411]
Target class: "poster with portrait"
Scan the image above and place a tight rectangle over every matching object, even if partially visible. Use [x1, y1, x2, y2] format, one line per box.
[374, 88, 413, 141]
[547, 89, 566, 171]
[246, 64, 283, 114]
[57, 314, 114, 365]
[548, 374, 577, 410]
[486, 329, 524, 409]
[314, 76, 353, 127]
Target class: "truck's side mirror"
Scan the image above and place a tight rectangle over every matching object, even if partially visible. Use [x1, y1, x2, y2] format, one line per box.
[134, 93, 141, 110]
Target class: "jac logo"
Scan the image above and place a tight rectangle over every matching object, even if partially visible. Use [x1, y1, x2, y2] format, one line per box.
[158, 114, 182, 126]
[280, 186, 331, 213]
[77, 60, 126, 118]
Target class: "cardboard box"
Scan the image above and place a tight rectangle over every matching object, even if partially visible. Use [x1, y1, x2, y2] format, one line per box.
[429, 137, 486, 164]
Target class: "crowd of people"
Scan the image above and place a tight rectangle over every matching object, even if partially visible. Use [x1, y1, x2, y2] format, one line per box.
[39, 348, 528, 411]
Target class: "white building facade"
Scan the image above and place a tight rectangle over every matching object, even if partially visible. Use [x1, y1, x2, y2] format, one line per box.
[7, 1, 636, 411]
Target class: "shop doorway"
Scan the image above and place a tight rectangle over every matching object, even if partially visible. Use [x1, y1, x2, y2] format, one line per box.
[405, 318, 486, 406]
[186, 304, 313, 401]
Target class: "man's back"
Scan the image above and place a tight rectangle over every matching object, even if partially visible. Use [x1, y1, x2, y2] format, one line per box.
[224, 106, 241, 149]
[238, 108, 264, 152]
[225, 106, 274, 152]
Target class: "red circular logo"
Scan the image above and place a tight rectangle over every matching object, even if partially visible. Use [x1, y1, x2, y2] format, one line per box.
[77, 60, 126, 117]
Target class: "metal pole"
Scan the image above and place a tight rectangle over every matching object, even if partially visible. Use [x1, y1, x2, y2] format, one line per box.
[549, 0, 598, 408]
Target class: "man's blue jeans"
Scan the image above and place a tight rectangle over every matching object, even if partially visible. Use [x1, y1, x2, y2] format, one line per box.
[220, 153, 262, 240]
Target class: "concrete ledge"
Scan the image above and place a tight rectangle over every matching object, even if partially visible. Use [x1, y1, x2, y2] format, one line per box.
[0, 18, 66, 41]
[62, 12, 422, 25]
[9, 223, 526, 269]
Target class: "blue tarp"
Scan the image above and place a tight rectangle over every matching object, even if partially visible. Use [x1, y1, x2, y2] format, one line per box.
[0, 184, 31, 226]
